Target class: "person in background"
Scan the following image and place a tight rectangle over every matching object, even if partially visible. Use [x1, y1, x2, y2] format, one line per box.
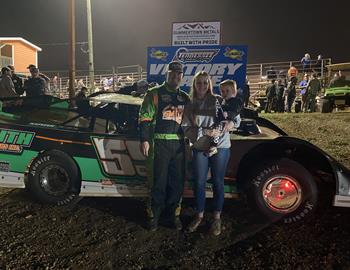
[288, 66, 299, 78]
[182, 72, 235, 236]
[314, 55, 323, 77]
[284, 76, 298, 113]
[24, 67, 46, 97]
[266, 66, 277, 81]
[275, 79, 285, 113]
[52, 76, 59, 94]
[139, 61, 189, 231]
[118, 80, 149, 97]
[329, 72, 339, 88]
[299, 74, 309, 112]
[242, 77, 250, 107]
[75, 86, 90, 114]
[0, 67, 18, 98]
[305, 73, 321, 112]
[301, 53, 311, 73]
[7, 65, 24, 95]
[265, 80, 276, 113]
[27, 64, 50, 92]
[131, 80, 149, 97]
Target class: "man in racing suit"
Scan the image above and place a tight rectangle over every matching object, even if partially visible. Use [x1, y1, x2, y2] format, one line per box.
[139, 61, 189, 231]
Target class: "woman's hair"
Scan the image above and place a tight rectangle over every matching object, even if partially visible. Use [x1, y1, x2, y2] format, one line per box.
[219, 79, 237, 97]
[189, 71, 213, 100]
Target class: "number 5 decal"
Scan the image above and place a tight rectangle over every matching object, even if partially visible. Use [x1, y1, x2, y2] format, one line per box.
[92, 137, 136, 176]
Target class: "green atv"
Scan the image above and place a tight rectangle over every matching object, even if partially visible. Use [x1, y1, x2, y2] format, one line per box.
[321, 63, 350, 113]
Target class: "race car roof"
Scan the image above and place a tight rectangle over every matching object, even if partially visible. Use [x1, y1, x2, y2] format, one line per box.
[88, 93, 143, 106]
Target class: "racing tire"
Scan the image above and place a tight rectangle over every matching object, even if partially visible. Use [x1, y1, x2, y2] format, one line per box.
[26, 150, 80, 205]
[320, 99, 332, 113]
[247, 158, 318, 224]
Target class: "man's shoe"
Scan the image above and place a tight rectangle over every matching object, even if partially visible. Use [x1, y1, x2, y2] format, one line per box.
[210, 218, 222, 236]
[172, 216, 183, 231]
[148, 218, 158, 231]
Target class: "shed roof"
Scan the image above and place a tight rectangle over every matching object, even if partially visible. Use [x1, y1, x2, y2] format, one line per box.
[0, 37, 42, 51]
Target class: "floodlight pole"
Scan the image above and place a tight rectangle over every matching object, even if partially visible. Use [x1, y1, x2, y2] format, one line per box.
[68, 0, 76, 99]
[87, 0, 95, 93]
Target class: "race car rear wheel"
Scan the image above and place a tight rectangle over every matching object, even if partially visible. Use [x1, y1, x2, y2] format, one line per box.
[27, 150, 80, 205]
[247, 158, 318, 223]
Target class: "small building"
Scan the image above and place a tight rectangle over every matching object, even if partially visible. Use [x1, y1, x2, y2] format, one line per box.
[0, 37, 42, 74]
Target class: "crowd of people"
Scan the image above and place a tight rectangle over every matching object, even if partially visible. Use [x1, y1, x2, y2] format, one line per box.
[264, 53, 325, 113]
[0, 64, 50, 99]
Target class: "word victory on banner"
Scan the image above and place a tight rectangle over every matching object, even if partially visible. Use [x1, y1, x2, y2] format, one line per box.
[147, 45, 248, 93]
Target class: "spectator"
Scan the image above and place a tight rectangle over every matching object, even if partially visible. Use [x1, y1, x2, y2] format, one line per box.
[314, 55, 323, 76]
[7, 65, 24, 95]
[288, 66, 299, 78]
[275, 79, 285, 113]
[75, 87, 90, 114]
[131, 80, 149, 97]
[284, 76, 297, 113]
[27, 64, 50, 91]
[23, 67, 46, 97]
[266, 66, 277, 80]
[301, 53, 311, 73]
[242, 77, 250, 107]
[299, 74, 309, 112]
[0, 67, 18, 98]
[118, 82, 137, 95]
[265, 80, 276, 113]
[77, 79, 86, 91]
[305, 73, 321, 112]
[329, 72, 339, 88]
[52, 76, 59, 93]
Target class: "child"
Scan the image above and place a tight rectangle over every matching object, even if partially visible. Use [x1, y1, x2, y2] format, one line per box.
[206, 80, 243, 157]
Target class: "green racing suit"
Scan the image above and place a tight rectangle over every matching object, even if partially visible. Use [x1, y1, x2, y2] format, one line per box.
[139, 82, 190, 220]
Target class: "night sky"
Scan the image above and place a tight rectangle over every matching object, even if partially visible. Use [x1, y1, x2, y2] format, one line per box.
[1, 0, 349, 72]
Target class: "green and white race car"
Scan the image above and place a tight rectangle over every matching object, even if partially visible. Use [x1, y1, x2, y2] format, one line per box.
[0, 93, 349, 224]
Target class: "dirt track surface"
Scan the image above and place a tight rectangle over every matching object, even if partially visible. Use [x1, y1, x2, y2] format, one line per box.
[1, 112, 350, 269]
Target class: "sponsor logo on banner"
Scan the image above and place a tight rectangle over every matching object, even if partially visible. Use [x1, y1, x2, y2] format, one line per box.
[0, 129, 35, 154]
[224, 47, 245, 60]
[147, 45, 248, 92]
[150, 49, 168, 61]
[173, 47, 220, 63]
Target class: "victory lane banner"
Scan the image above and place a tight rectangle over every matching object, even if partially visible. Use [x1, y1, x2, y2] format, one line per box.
[147, 45, 248, 93]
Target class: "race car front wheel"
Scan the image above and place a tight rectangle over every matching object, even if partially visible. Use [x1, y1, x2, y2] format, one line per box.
[27, 150, 80, 205]
[247, 158, 318, 224]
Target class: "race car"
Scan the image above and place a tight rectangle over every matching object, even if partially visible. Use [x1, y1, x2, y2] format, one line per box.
[0, 93, 349, 224]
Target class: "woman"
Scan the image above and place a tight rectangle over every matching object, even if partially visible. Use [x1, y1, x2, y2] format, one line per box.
[182, 71, 236, 236]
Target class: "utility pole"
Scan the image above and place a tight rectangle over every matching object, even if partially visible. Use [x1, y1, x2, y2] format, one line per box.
[87, 0, 95, 93]
[69, 0, 76, 99]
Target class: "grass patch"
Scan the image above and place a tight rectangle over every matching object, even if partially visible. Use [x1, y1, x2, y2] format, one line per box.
[263, 112, 350, 168]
